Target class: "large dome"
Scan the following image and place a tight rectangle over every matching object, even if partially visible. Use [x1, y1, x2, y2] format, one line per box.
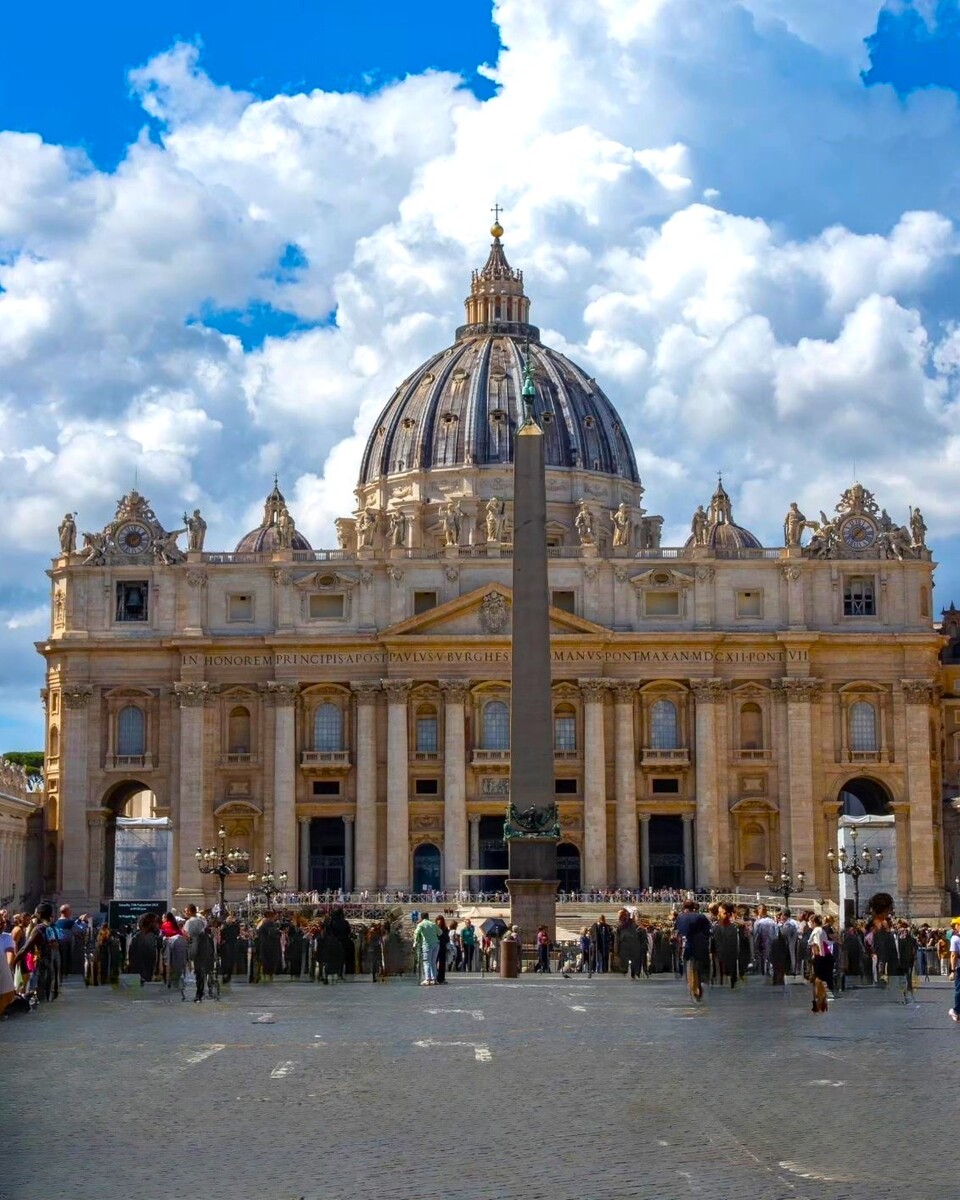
[358, 227, 640, 488]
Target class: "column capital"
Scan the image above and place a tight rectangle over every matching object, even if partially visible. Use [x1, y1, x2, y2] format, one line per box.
[185, 570, 207, 588]
[174, 681, 219, 708]
[259, 682, 300, 708]
[681, 812, 694, 824]
[610, 682, 636, 704]
[889, 800, 911, 816]
[772, 677, 822, 703]
[350, 681, 381, 706]
[900, 678, 939, 705]
[298, 815, 312, 827]
[382, 678, 413, 703]
[469, 814, 481, 826]
[439, 679, 471, 704]
[578, 677, 611, 702]
[689, 678, 728, 704]
[63, 684, 93, 710]
[342, 815, 354, 826]
[639, 812, 652, 823]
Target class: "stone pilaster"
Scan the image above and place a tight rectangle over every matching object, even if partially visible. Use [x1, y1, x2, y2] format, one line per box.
[469, 815, 480, 872]
[640, 814, 651, 887]
[60, 684, 92, 904]
[383, 679, 412, 890]
[184, 570, 207, 633]
[682, 814, 695, 889]
[343, 816, 354, 893]
[690, 678, 728, 887]
[439, 680, 469, 891]
[774, 678, 822, 885]
[612, 683, 638, 888]
[273, 568, 295, 630]
[890, 800, 913, 904]
[86, 808, 110, 901]
[260, 683, 299, 883]
[174, 682, 218, 898]
[900, 679, 942, 910]
[579, 679, 610, 888]
[299, 816, 311, 891]
[351, 683, 380, 891]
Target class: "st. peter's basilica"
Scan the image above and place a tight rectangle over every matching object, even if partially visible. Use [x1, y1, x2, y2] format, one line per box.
[35, 223, 960, 915]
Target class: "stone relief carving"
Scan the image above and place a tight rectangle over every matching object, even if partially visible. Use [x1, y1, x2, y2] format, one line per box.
[614, 567, 629, 584]
[350, 682, 380, 706]
[359, 570, 373, 587]
[174, 681, 219, 708]
[272, 568, 292, 586]
[583, 565, 598, 582]
[479, 591, 509, 634]
[186, 570, 208, 588]
[900, 678, 938, 705]
[773, 678, 823, 703]
[481, 776, 510, 796]
[387, 566, 404, 585]
[780, 563, 802, 582]
[695, 566, 715, 583]
[438, 680, 470, 704]
[689, 678, 728, 704]
[444, 565, 459, 583]
[258, 682, 300, 708]
[578, 678, 611, 701]
[381, 678, 413, 703]
[62, 684, 93, 709]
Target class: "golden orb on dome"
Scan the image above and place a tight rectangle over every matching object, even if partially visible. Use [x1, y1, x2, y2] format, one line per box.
[490, 221, 504, 238]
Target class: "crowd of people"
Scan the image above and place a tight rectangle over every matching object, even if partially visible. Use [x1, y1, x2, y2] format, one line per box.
[3, 895, 959, 1024]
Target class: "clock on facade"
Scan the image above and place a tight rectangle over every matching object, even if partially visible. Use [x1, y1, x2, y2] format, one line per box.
[116, 521, 152, 556]
[839, 515, 877, 549]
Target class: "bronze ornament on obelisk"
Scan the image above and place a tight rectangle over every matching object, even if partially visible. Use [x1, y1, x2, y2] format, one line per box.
[505, 341, 560, 951]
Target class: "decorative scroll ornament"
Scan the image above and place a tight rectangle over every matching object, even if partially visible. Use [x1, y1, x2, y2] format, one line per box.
[479, 591, 509, 634]
[174, 681, 219, 708]
[578, 678, 611, 702]
[504, 802, 560, 841]
[381, 678, 413, 703]
[185, 571, 208, 588]
[773, 677, 823, 703]
[63, 684, 93, 709]
[836, 483, 880, 519]
[258, 682, 300, 708]
[350, 682, 381, 706]
[689, 678, 728, 704]
[780, 563, 802, 582]
[438, 680, 470, 704]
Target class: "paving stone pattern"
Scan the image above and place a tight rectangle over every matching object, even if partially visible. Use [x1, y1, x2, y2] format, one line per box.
[3, 972, 957, 1200]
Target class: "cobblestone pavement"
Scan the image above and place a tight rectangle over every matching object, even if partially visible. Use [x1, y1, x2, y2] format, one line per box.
[3, 970, 957, 1200]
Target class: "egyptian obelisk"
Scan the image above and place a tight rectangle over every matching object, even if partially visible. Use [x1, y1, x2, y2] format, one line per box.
[506, 344, 559, 945]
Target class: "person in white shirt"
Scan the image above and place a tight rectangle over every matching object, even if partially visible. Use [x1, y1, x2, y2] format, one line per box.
[807, 914, 833, 1015]
[948, 918, 960, 1023]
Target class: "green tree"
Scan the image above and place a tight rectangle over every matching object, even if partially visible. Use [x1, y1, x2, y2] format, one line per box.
[2, 751, 44, 782]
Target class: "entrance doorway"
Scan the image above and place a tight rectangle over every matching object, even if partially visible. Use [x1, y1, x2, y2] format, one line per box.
[478, 815, 508, 892]
[309, 817, 345, 892]
[648, 815, 684, 888]
[99, 779, 159, 900]
[557, 843, 581, 893]
[837, 777, 896, 917]
[413, 843, 441, 893]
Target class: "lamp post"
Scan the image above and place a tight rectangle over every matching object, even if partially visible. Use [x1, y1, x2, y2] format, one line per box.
[196, 827, 249, 916]
[764, 854, 805, 908]
[827, 826, 882, 920]
[247, 855, 288, 910]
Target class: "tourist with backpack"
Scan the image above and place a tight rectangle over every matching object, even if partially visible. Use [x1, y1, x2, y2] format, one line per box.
[14, 902, 59, 1003]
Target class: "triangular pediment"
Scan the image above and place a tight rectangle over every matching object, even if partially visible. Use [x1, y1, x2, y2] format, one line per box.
[381, 582, 610, 639]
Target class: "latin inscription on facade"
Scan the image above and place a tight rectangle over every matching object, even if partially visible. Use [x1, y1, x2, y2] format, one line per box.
[182, 648, 808, 669]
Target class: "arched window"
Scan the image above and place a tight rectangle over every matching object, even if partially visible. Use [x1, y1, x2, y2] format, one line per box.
[313, 702, 344, 752]
[650, 699, 679, 750]
[482, 700, 510, 750]
[117, 706, 145, 757]
[850, 701, 878, 752]
[739, 702, 763, 750]
[228, 706, 251, 755]
[554, 704, 577, 753]
[416, 704, 438, 753]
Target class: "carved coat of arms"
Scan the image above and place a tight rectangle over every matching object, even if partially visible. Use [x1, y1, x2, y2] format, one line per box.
[479, 591, 509, 634]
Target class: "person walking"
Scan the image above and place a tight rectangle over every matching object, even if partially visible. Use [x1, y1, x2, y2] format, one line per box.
[436, 915, 450, 984]
[948, 919, 960, 1023]
[712, 903, 741, 989]
[592, 914, 613, 974]
[460, 918, 477, 972]
[807, 914, 833, 1014]
[675, 900, 711, 1003]
[535, 925, 551, 973]
[413, 912, 440, 986]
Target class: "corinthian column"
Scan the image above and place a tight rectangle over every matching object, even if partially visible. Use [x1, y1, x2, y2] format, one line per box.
[579, 679, 610, 888]
[690, 678, 728, 887]
[612, 683, 638, 888]
[351, 682, 380, 891]
[59, 684, 93, 905]
[440, 680, 469, 891]
[900, 679, 941, 909]
[383, 679, 412, 890]
[260, 682, 300, 884]
[775, 677, 821, 886]
[174, 682, 218, 899]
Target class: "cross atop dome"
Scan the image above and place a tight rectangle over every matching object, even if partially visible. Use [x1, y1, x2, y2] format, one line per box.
[460, 214, 536, 340]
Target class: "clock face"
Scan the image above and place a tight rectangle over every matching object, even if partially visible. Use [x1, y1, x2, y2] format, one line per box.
[840, 515, 877, 549]
[116, 521, 152, 556]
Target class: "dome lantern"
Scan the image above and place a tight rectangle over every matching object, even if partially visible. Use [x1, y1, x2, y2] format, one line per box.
[457, 219, 539, 343]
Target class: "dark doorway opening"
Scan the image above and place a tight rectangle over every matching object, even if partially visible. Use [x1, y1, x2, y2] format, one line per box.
[840, 777, 892, 817]
[413, 843, 441, 893]
[648, 815, 684, 888]
[557, 843, 581, 893]
[479, 815, 508, 892]
[309, 817, 345, 891]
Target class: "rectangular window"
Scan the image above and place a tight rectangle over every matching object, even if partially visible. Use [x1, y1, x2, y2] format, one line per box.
[414, 778, 439, 795]
[312, 780, 340, 796]
[551, 590, 576, 614]
[227, 593, 254, 622]
[116, 581, 149, 622]
[554, 778, 577, 794]
[843, 576, 876, 617]
[309, 593, 345, 619]
[736, 590, 762, 618]
[413, 591, 438, 615]
[644, 591, 680, 616]
[416, 717, 438, 753]
[554, 715, 577, 751]
[651, 778, 680, 795]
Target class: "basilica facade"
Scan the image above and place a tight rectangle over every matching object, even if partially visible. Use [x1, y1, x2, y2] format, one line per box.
[38, 226, 950, 915]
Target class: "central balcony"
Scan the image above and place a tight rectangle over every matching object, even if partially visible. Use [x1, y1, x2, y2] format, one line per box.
[300, 750, 351, 773]
[641, 748, 690, 765]
[106, 753, 154, 772]
[472, 748, 510, 767]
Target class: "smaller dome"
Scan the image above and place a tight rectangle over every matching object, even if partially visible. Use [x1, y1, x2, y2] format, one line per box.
[684, 477, 761, 552]
[236, 479, 312, 554]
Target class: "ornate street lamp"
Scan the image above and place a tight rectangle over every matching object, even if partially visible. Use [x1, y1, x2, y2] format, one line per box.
[247, 855, 288, 910]
[827, 826, 881, 919]
[196, 827, 249, 915]
[764, 853, 805, 908]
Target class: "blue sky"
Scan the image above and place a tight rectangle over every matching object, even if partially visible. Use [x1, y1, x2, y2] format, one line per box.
[2, 0, 960, 752]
